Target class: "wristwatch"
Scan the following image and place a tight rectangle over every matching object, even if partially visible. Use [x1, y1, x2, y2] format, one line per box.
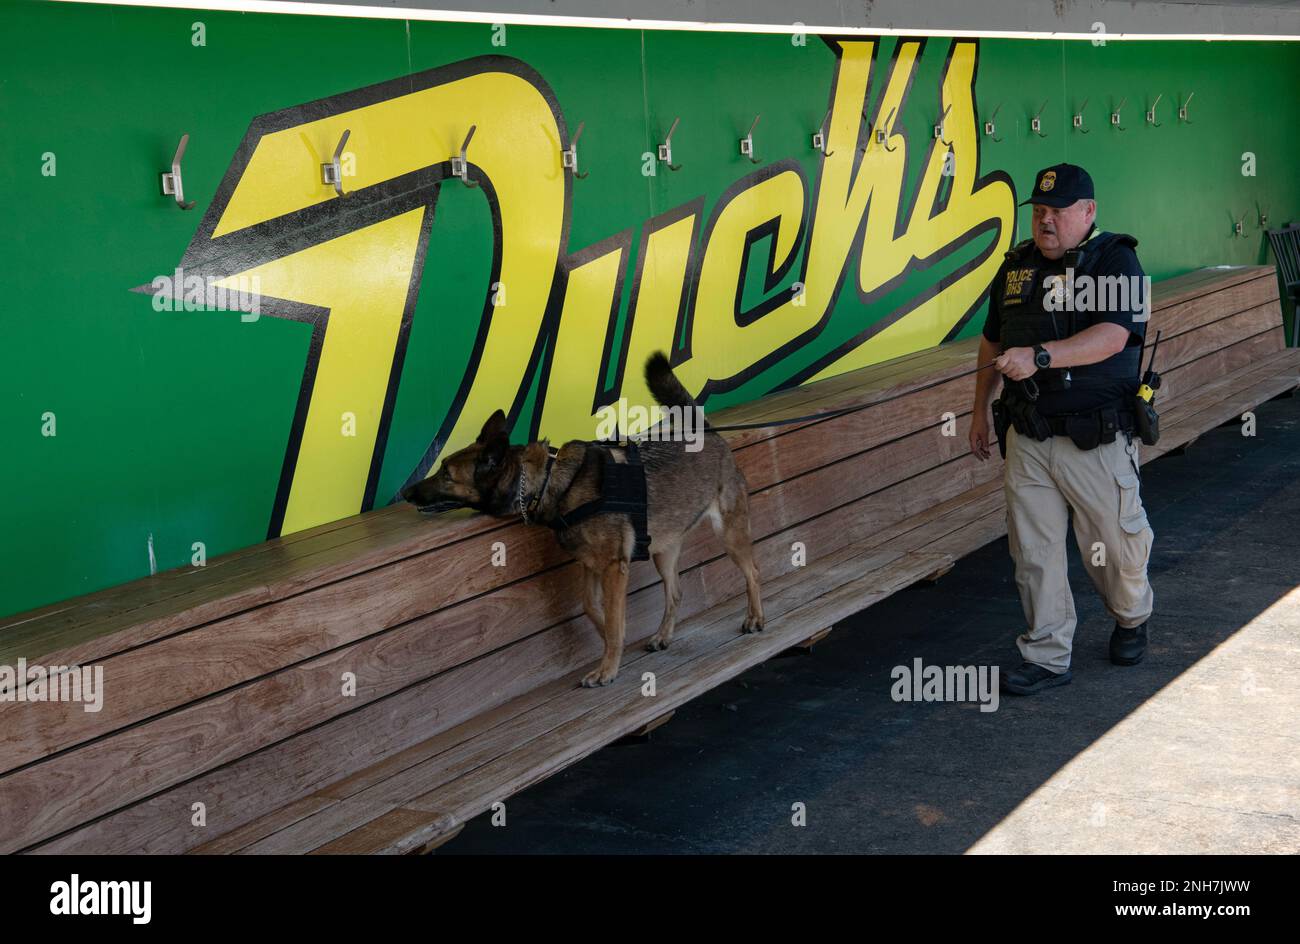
[1033, 344, 1052, 369]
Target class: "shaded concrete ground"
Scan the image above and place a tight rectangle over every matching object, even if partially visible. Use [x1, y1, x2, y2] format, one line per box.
[445, 392, 1300, 854]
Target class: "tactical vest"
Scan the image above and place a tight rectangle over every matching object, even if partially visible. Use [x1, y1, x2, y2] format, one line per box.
[997, 229, 1143, 395]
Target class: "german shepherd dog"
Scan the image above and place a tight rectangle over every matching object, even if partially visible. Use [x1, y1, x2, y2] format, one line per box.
[401, 352, 765, 688]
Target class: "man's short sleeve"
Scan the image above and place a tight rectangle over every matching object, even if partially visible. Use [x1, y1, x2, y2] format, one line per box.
[1089, 243, 1147, 347]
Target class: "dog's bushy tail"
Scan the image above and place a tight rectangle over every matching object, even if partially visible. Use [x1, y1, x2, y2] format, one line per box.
[645, 351, 697, 409]
[644, 351, 710, 432]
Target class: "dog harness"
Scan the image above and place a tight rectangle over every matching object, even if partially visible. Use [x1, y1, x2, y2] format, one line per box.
[519, 440, 652, 561]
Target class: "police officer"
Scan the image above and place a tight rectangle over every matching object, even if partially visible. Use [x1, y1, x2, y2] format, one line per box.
[970, 163, 1155, 695]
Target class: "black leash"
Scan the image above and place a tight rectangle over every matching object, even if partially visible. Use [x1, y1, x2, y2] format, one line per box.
[706, 361, 1005, 432]
[707, 402, 873, 431]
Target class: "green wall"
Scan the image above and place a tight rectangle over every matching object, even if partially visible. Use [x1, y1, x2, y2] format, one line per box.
[1, 0, 1297, 619]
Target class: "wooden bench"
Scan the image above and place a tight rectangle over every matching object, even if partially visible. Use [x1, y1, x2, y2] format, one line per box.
[2, 265, 1295, 855]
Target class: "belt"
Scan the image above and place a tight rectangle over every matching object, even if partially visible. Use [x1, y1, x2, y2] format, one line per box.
[1045, 409, 1136, 437]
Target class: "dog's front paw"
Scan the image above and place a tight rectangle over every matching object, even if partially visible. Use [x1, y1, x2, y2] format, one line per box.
[581, 668, 617, 688]
[741, 613, 765, 634]
[645, 634, 671, 652]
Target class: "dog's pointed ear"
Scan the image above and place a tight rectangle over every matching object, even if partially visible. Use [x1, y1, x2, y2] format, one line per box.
[477, 409, 509, 443]
[481, 430, 508, 473]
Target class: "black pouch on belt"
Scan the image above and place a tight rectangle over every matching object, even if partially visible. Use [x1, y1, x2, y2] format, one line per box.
[1134, 395, 1160, 446]
[1025, 403, 1053, 441]
[1064, 411, 1102, 450]
[1098, 405, 1122, 445]
[991, 396, 1010, 459]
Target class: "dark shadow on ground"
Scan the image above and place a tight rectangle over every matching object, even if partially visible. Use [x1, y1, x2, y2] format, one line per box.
[442, 392, 1300, 854]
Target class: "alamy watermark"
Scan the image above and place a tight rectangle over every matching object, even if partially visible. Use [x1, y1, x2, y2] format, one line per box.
[594, 399, 707, 452]
[50, 874, 150, 924]
[150, 267, 261, 321]
[1044, 269, 1152, 322]
[0, 659, 103, 713]
[891, 658, 999, 713]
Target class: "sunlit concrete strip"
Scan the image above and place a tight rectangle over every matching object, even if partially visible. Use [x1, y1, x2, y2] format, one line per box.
[969, 586, 1300, 854]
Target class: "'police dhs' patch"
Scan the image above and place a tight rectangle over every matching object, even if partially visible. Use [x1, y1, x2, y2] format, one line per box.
[1003, 266, 1034, 305]
[1040, 170, 1057, 192]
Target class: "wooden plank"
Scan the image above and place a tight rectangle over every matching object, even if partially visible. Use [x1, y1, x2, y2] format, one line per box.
[188, 794, 335, 856]
[716, 345, 977, 449]
[1148, 266, 1273, 310]
[25, 609, 606, 855]
[1158, 325, 1287, 405]
[1149, 301, 1282, 379]
[0, 502, 405, 636]
[714, 342, 964, 423]
[1143, 273, 1279, 344]
[0, 506, 505, 669]
[1160, 347, 1299, 427]
[309, 807, 457, 856]
[735, 373, 978, 492]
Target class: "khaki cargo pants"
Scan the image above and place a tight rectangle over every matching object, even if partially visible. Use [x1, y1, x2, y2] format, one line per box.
[1003, 425, 1155, 671]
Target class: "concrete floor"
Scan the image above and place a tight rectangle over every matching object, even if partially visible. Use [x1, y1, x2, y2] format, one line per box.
[445, 392, 1300, 854]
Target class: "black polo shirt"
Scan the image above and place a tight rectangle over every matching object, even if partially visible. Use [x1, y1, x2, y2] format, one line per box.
[982, 236, 1148, 416]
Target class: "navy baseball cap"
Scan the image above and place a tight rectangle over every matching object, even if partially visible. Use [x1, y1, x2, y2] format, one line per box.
[1019, 163, 1095, 208]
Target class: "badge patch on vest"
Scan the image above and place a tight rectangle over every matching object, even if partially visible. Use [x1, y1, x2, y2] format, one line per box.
[1002, 266, 1035, 306]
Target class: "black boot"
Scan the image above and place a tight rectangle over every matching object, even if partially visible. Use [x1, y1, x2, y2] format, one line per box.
[1110, 620, 1148, 666]
[1001, 661, 1072, 695]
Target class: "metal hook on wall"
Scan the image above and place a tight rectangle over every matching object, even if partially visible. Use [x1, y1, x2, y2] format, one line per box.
[160, 133, 196, 210]
[1146, 93, 1164, 128]
[1030, 100, 1048, 138]
[658, 117, 682, 172]
[1073, 98, 1090, 134]
[934, 103, 953, 146]
[1232, 211, 1247, 238]
[1179, 92, 1195, 123]
[812, 109, 835, 157]
[1258, 202, 1269, 229]
[562, 121, 589, 179]
[1111, 97, 1128, 132]
[450, 125, 479, 188]
[740, 114, 761, 164]
[983, 103, 1003, 143]
[866, 106, 899, 152]
[321, 128, 351, 198]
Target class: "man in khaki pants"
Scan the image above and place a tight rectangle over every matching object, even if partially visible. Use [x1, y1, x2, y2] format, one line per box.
[970, 163, 1155, 695]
